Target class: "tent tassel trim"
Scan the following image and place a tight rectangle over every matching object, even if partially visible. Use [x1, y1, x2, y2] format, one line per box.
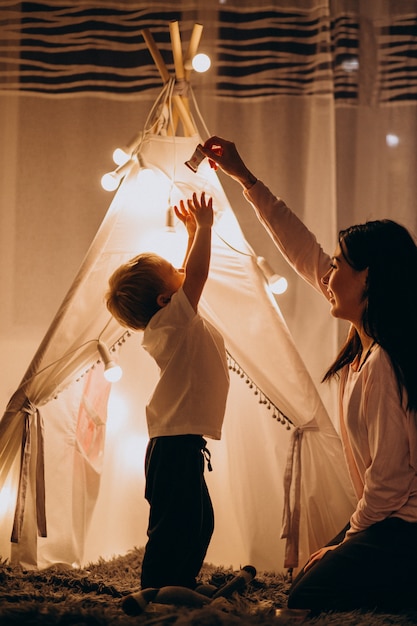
[226, 352, 293, 430]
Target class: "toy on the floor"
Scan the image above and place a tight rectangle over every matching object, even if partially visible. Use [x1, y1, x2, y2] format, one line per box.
[122, 565, 257, 616]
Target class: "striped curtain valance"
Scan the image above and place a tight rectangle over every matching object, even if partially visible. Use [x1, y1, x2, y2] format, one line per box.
[1, 2, 416, 102]
[379, 16, 417, 103]
[216, 9, 358, 100]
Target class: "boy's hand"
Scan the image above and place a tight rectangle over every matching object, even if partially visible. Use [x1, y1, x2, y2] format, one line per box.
[186, 192, 213, 229]
[174, 200, 196, 238]
[179, 192, 213, 312]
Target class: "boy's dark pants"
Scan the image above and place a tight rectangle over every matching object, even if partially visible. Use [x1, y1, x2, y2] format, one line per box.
[141, 435, 214, 589]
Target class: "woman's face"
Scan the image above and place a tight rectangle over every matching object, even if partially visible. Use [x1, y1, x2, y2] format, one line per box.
[321, 243, 368, 327]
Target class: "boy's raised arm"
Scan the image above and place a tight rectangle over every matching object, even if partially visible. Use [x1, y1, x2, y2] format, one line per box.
[174, 192, 213, 311]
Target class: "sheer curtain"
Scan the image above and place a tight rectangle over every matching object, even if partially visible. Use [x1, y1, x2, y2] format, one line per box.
[1, 0, 416, 568]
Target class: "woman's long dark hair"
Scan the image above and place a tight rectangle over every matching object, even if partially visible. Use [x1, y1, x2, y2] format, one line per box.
[322, 219, 417, 412]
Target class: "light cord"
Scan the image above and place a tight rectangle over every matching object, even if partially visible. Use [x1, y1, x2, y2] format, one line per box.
[10, 319, 128, 398]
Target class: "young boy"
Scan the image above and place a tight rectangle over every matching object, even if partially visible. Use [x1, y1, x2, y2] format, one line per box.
[106, 191, 230, 590]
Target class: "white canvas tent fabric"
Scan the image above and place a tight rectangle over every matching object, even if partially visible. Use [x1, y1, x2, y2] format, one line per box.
[0, 128, 356, 572]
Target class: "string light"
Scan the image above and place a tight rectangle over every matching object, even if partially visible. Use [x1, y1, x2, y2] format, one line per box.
[386, 133, 400, 147]
[97, 341, 123, 383]
[212, 228, 288, 296]
[256, 256, 288, 295]
[184, 52, 211, 74]
[113, 131, 143, 166]
[101, 159, 136, 192]
[191, 53, 211, 73]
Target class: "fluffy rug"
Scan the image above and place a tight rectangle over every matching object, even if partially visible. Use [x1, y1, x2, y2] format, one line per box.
[1, 548, 417, 625]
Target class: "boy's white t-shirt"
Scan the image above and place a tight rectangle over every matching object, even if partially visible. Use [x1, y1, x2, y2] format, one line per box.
[142, 287, 229, 440]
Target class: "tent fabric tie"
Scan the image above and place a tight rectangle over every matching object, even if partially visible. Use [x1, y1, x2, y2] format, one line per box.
[11, 399, 47, 543]
[281, 421, 319, 569]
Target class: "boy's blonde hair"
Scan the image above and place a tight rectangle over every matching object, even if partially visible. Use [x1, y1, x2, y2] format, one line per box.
[106, 253, 167, 330]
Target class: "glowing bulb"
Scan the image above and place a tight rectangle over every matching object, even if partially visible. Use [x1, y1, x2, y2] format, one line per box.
[386, 133, 399, 147]
[113, 148, 130, 166]
[112, 131, 143, 165]
[192, 53, 211, 73]
[341, 56, 359, 72]
[269, 276, 288, 295]
[137, 166, 157, 186]
[97, 341, 123, 383]
[141, 226, 187, 267]
[256, 256, 288, 295]
[101, 159, 135, 192]
[104, 364, 123, 383]
[101, 171, 120, 191]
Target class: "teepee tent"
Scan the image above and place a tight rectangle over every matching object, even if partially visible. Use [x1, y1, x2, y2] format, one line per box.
[0, 21, 355, 573]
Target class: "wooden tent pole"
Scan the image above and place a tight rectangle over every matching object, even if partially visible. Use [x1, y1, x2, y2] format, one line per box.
[141, 28, 170, 83]
[181, 23, 203, 135]
[169, 20, 185, 82]
[172, 96, 195, 136]
[141, 25, 196, 137]
[184, 23, 203, 82]
[168, 20, 183, 135]
[169, 20, 196, 136]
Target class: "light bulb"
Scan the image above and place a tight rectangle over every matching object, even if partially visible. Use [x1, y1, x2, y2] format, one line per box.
[256, 256, 288, 295]
[112, 131, 143, 165]
[192, 53, 211, 73]
[386, 133, 399, 147]
[101, 159, 135, 192]
[104, 364, 123, 383]
[97, 341, 123, 382]
[101, 171, 120, 191]
[341, 56, 359, 72]
[269, 275, 288, 295]
[113, 148, 131, 166]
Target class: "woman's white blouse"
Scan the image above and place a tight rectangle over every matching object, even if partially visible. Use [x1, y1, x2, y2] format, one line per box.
[245, 180, 417, 535]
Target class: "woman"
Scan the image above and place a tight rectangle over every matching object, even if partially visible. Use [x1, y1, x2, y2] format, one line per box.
[200, 137, 417, 612]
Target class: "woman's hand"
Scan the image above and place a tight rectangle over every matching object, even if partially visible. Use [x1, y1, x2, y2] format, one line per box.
[200, 136, 257, 189]
[303, 545, 340, 573]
